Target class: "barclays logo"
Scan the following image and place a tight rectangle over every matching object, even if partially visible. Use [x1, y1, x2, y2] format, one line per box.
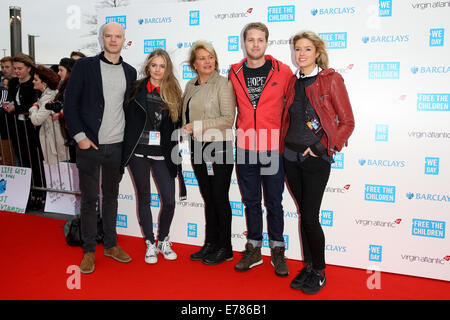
[411, 65, 450, 74]
[358, 159, 405, 168]
[325, 244, 347, 253]
[406, 192, 450, 202]
[138, 17, 172, 25]
[310, 7, 355, 16]
[362, 34, 409, 44]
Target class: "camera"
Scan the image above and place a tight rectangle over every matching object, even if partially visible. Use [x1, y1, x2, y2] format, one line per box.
[45, 100, 63, 113]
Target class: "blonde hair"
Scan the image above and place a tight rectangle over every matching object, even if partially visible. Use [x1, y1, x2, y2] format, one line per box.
[133, 49, 182, 122]
[292, 31, 329, 70]
[188, 40, 219, 73]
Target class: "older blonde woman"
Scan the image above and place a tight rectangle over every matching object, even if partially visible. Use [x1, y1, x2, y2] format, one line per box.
[182, 40, 236, 265]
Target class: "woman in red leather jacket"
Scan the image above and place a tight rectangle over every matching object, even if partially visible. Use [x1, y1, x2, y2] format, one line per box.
[281, 31, 355, 294]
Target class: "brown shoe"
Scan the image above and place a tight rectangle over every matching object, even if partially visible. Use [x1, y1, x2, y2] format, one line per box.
[80, 252, 95, 274]
[104, 246, 132, 263]
[271, 246, 289, 277]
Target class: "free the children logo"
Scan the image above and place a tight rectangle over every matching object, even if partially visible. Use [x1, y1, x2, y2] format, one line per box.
[0, 179, 6, 194]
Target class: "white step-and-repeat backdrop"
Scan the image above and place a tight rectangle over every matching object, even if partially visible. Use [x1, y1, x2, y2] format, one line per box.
[96, 0, 449, 281]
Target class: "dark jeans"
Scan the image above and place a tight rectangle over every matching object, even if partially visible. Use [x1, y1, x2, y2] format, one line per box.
[128, 155, 175, 243]
[284, 156, 331, 270]
[236, 149, 285, 248]
[191, 141, 234, 250]
[76, 143, 123, 253]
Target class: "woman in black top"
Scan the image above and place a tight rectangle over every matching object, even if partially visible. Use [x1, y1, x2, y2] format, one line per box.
[122, 49, 185, 265]
[5, 53, 43, 209]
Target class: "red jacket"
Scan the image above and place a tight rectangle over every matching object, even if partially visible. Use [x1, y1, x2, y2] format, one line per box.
[229, 55, 293, 151]
[280, 68, 355, 155]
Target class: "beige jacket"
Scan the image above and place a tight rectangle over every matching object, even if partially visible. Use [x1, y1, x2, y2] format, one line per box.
[29, 88, 69, 164]
[182, 71, 236, 142]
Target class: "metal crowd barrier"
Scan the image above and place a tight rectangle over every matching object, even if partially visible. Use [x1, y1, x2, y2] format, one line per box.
[0, 110, 80, 197]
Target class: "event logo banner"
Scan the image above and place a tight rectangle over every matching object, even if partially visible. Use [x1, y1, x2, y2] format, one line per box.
[0, 166, 31, 213]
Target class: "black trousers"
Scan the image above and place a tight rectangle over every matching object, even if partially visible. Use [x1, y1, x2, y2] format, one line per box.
[128, 155, 175, 243]
[191, 141, 234, 250]
[284, 156, 331, 270]
[76, 143, 123, 253]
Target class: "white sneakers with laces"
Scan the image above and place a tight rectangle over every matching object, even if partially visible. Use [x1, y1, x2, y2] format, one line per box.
[145, 237, 177, 264]
[157, 236, 178, 260]
[145, 240, 158, 264]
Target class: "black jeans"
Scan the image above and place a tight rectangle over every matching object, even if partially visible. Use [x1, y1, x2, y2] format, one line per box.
[191, 141, 234, 250]
[76, 143, 123, 253]
[128, 155, 175, 243]
[284, 156, 331, 270]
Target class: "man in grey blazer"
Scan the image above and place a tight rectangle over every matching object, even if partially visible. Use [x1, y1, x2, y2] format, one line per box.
[65, 22, 137, 274]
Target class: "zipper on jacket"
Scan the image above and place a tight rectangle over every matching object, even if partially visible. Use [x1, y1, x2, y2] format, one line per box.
[124, 98, 148, 166]
[232, 64, 275, 150]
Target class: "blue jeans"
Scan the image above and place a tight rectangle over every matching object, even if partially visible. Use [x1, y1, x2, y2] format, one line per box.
[236, 148, 285, 248]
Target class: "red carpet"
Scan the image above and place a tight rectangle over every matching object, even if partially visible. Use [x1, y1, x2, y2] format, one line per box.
[1, 211, 449, 301]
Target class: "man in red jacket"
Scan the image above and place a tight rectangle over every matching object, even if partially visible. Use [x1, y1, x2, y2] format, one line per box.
[229, 22, 293, 277]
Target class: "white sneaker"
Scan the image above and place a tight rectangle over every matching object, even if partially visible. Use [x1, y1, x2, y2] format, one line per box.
[145, 240, 158, 264]
[157, 236, 177, 260]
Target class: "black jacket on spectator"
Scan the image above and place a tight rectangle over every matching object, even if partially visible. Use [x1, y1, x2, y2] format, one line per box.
[7, 77, 40, 115]
[121, 79, 182, 178]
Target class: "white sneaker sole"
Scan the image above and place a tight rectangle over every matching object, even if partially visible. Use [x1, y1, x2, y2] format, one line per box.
[145, 256, 158, 264]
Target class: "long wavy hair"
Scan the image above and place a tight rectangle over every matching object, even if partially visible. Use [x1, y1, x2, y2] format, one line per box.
[132, 49, 182, 122]
[292, 31, 329, 70]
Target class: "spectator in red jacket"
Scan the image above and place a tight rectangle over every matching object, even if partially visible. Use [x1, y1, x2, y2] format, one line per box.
[229, 22, 293, 278]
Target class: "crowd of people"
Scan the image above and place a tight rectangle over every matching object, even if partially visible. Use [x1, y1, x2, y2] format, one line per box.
[0, 51, 85, 209]
[1, 21, 355, 294]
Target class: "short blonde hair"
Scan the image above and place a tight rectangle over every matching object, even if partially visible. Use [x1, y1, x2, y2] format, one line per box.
[292, 31, 329, 70]
[188, 40, 219, 73]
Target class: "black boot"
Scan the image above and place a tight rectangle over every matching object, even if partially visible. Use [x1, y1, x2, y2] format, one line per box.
[202, 248, 233, 265]
[190, 243, 216, 261]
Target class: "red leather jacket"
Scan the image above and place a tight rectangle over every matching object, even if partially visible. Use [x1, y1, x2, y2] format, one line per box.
[280, 68, 355, 155]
